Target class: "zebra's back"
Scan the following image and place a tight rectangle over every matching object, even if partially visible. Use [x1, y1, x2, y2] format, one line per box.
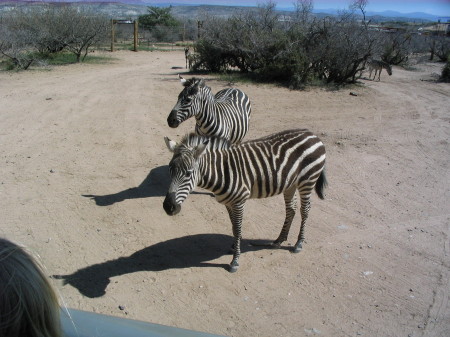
[368, 59, 383, 68]
[197, 88, 251, 144]
[201, 129, 326, 203]
[215, 88, 250, 110]
[368, 59, 392, 75]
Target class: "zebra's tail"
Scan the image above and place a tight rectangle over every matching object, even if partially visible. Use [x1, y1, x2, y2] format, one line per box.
[315, 168, 327, 200]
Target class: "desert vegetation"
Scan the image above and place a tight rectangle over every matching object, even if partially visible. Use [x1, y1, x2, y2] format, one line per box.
[440, 56, 450, 82]
[138, 5, 193, 43]
[0, 5, 109, 69]
[0, 0, 449, 85]
[191, 0, 450, 87]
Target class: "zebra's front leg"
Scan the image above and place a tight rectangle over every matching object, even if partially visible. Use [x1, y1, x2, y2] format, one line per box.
[272, 189, 297, 248]
[226, 203, 245, 273]
[293, 194, 311, 253]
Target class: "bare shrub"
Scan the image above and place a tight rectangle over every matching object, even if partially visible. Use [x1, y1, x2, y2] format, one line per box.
[0, 5, 109, 68]
[195, 2, 377, 87]
[380, 29, 413, 65]
[54, 6, 109, 62]
[300, 16, 375, 84]
[0, 15, 36, 69]
[427, 35, 450, 62]
[440, 56, 450, 82]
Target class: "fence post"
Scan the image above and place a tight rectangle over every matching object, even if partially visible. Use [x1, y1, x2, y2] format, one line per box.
[134, 20, 138, 52]
[111, 19, 115, 52]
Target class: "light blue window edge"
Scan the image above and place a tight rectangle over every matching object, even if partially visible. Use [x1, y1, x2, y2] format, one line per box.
[62, 308, 227, 337]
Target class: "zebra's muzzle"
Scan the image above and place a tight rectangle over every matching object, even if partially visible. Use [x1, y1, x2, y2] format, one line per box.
[163, 193, 181, 216]
[167, 111, 180, 128]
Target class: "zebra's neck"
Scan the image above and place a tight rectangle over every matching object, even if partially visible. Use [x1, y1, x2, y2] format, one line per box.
[182, 133, 230, 150]
[197, 86, 222, 119]
[193, 137, 231, 193]
[197, 151, 224, 193]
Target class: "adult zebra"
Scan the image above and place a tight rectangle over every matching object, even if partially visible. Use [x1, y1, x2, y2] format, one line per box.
[167, 76, 251, 144]
[163, 129, 327, 272]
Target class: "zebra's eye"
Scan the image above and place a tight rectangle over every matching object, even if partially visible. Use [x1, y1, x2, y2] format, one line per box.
[185, 170, 193, 178]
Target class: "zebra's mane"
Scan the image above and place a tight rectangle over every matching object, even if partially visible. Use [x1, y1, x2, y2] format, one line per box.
[180, 132, 231, 151]
[182, 77, 202, 87]
[181, 78, 209, 97]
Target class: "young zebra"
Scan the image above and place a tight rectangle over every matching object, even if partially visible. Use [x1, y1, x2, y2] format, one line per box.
[167, 76, 251, 144]
[163, 129, 327, 272]
[367, 59, 392, 81]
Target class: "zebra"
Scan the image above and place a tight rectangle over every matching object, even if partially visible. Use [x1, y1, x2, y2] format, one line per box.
[163, 129, 327, 272]
[167, 76, 251, 144]
[367, 59, 392, 81]
[184, 47, 192, 69]
[184, 47, 198, 70]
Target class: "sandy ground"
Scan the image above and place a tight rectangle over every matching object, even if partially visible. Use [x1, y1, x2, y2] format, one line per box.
[1, 50, 449, 337]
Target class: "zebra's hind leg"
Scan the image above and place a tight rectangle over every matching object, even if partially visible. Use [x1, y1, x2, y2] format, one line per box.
[272, 188, 297, 248]
[226, 203, 245, 273]
[293, 193, 311, 253]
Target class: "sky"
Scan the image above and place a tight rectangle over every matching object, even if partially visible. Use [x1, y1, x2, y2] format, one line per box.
[134, 0, 450, 16]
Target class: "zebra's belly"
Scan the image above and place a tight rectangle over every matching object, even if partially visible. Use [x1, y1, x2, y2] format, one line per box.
[249, 180, 298, 199]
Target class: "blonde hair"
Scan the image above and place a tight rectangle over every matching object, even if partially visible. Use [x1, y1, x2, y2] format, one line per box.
[0, 238, 62, 337]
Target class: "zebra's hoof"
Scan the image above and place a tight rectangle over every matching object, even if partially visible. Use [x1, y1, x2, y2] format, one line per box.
[229, 263, 239, 273]
[292, 247, 302, 253]
[292, 242, 303, 253]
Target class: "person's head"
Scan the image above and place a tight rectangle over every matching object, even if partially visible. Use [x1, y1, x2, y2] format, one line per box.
[0, 238, 62, 337]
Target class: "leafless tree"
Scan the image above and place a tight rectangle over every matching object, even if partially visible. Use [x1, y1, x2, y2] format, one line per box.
[293, 0, 313, 24]
[56, 7, 109, 62]
[0, 5, 109, 68]
[350, 0, 369, 24]
[0, 14, 36, 69]
[380, 29, 413, 65]
[427, 35, 450, 62]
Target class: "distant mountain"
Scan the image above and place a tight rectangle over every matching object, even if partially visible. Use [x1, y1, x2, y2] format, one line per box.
[0, 1, 442, 22]
[366, 10, 440, 21]
[0, 0, 150, 17]
[312, 8, 440, 21]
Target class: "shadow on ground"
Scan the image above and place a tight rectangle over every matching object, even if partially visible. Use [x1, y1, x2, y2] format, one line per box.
[53, 234, 279, 298]
[82, 165, 211, 206]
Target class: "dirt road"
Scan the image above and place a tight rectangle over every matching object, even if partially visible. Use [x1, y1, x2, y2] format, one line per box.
[1, 50, 449, 336]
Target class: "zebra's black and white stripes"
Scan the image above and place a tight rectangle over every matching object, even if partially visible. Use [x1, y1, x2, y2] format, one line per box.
[167, 77, 251, 144]
[163, 129, 327, 272]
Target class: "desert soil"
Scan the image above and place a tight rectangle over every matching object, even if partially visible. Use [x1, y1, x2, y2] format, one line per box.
[1, 50, 449, 337]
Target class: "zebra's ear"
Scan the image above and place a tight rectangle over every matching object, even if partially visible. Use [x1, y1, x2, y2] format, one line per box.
[164, 136, 178, 152]
[194, 140, 209, 159]
[178, 74, 187, 84]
